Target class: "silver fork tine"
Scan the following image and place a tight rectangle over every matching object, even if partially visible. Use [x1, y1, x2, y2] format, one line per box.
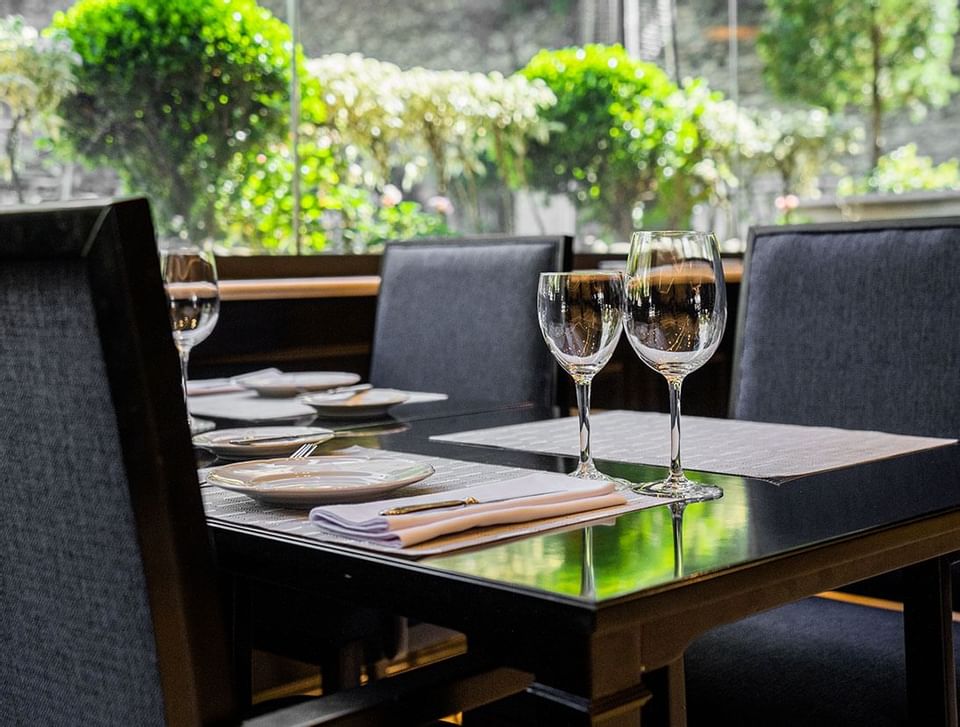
[290, 442, 319, 459]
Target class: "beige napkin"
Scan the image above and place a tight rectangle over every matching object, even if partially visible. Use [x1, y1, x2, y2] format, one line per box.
[309, 472, 627, 548]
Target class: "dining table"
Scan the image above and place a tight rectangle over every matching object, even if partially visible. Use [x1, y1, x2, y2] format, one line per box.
[197, 395, 960, 726]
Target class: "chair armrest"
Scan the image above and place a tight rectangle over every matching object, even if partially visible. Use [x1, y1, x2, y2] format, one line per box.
[242, 653, 532, 727]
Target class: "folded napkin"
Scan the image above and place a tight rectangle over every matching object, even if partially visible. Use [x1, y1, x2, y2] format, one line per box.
[186, 368, 282, 396]
[309, 472, 627, 548]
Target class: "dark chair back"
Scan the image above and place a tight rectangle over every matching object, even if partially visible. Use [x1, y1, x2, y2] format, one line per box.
[0, 199, 237, 725]
[730, 217, 960, 439]
[369, 235, 571, 408]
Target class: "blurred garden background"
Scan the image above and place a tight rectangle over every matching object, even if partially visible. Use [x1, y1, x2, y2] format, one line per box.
[2, 0, 960, 255]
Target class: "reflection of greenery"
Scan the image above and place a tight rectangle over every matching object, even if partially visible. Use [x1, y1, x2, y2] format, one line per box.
[431, 475, 749, 601]
[838, 143, 960, 196]
[52, 0, 292, 240]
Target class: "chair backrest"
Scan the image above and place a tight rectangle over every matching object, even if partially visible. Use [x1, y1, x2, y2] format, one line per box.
[369, 235, 571, 408]
[730, 217, 960, 439]
[0, 199, 237, 725]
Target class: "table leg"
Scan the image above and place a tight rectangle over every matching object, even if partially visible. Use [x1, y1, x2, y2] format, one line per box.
[642, 659, 687, 727]
[903, 556, 957, 727]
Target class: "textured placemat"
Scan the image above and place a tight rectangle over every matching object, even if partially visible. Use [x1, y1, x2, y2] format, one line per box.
[431, 410, 956, 482]
[200, 447, 671, 557]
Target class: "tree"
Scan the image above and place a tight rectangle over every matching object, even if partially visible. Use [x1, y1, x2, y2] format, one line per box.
[51, 0, 292, 240]
[0, 16, 77, 202]
[758, 0, 959, 170]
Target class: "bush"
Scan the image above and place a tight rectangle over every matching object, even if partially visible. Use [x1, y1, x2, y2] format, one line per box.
[308, 53, 555, 230]
[837, 143, 960, 196]
[52, 0, 291, 240]
[521, 44, 707, 239]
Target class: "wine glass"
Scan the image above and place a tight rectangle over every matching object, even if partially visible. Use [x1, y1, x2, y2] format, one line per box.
[623, 231, 727, 501]
[161, 242, 220, 434]
[537, 271, 624, 481]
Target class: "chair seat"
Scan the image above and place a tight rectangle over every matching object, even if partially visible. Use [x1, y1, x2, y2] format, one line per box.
[685, 596, 960, 727]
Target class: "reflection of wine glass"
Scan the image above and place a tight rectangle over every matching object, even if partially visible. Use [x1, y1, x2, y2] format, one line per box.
[623, 231, 727, 501]
[669, 501, 686, 578]
[580, 526, 596, 598]
[161, 244, 220, 434]
[538, 272, 624, 481]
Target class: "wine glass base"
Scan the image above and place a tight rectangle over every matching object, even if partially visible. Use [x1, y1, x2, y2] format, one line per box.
[570, 463, 634, 490]
[189, 417, 216, 435]
[634, 475, 722, 503]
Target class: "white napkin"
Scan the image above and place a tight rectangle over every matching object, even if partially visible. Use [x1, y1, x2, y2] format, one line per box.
[309, 472, 627, 548]
[187, 368, 282, 396]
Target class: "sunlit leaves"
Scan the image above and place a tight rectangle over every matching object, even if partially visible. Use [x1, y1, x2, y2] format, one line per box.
[52, 0, 292, 239]
[758, 0, 959, 166]
[522, 44, 720, 239]
[0, 16, 78, 200]
[307, 52, 555, 194]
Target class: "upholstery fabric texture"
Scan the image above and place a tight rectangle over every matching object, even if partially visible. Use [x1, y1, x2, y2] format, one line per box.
[370, 239, 564, 408]
[732, 226, 960, 438]
[0, 260, 166, 724]
[686, 597, 960, 727]
[686, 221, 960, 726]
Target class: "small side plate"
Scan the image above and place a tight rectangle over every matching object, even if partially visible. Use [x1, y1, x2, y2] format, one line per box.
[300, 389, 410, 419]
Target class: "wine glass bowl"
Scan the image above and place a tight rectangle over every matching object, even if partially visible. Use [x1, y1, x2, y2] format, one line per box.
[538, 271, 624, 481]
[161, 243, 220, 434]
[623, 231, 727, 501]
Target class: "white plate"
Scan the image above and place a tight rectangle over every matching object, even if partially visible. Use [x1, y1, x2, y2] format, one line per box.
[192, 426, 335, 459]
[300, 389, 410, 419]
[205, 456, 434, 507]
[242, 372, 361, 398]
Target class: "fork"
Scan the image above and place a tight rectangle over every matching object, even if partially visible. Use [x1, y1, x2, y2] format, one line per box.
[289, 442, 320, 458]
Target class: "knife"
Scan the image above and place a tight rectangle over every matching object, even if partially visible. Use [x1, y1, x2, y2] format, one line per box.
[379, 490, 566, 516]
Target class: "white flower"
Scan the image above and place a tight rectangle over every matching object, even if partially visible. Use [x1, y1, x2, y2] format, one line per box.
[380, 184, 403, 207]
[426, 195, 454, 216]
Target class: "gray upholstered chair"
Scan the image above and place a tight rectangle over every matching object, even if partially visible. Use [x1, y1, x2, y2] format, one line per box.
[684, 218, 960, 725]
[369, 235, 571, 408]
[0, 199, 528, 726]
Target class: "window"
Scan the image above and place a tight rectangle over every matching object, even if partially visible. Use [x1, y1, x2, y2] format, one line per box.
[4, 1, 958, 256]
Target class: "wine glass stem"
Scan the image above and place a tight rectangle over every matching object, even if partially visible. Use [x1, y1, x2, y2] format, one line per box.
[177, 345, 193, 426]
[668, 377, 684, 480]
[575, 378, 594, 473]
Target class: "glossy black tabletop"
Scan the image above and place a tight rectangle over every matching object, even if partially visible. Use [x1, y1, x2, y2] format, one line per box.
[207, 400, 960, 611]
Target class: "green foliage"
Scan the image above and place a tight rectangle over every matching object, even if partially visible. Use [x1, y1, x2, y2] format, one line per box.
[308, 53, 554, 230]
[0, 16, 78, 201]
[837, 143, 960, 196]
[51, 0, 292, 240]
[215, 133, 449, 254]
[521, 44, 718, 239]
[758, 0, 959, 168]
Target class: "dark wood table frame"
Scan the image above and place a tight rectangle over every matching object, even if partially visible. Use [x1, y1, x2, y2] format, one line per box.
[206, 405, 960, 726]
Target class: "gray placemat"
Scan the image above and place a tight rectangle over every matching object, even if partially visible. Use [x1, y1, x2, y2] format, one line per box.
[200, 447, 670, 557]
[431, 410, 956, 482]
